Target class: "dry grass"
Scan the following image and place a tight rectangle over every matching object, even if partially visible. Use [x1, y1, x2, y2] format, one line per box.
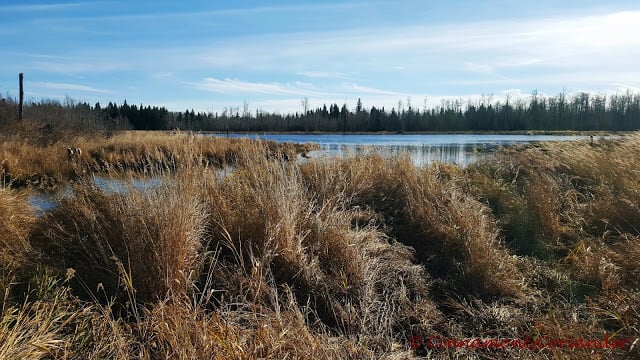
[139, 296, 379, 359]
[0, 188, 34, 261]
[201, 148, 436, 347]
[0, 130, 316, 190]
[1, 131, 640, 358]
[465, 134, 640, 357]
[0, 298, 67, 359]
[31, 177, 208, 304]
[299, 155, 524, 299]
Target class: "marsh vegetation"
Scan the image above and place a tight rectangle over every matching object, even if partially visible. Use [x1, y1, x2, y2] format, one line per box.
[1, 120, 639, 359]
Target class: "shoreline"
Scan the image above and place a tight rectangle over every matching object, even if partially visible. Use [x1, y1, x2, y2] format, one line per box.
[191, 130, 627, 136]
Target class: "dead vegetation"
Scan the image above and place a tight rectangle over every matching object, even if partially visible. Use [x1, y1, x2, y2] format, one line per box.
[1, 131, 639, 359]
[0, 129, 316, 190]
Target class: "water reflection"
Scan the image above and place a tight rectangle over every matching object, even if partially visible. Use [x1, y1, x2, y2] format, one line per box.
[28, 176, 164, 215]
[92, 175, 163, 194]
[28, 190, 66, 215]
[305, 142, 504, 167]
[211, 133, 590, 166]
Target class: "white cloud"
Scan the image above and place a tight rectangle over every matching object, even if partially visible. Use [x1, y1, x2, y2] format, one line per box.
[340, 83, 404, 96]
[30, 81, 111, 94]
[297, 71, 351, 79]
[151, 72, 175, 80]
[193, 77, 329, 97]
[27, 9, 640, 83]
[447, 72, 640, 88]
[31, 60, 129, 75]
[463, 62, 494, 74]
[160, 9, 638, 90]
[55, 2, 368, 22]
[0, 3, 84, 12]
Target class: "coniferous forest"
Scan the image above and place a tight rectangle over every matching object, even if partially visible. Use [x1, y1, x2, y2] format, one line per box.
[2, 91, 639, 132]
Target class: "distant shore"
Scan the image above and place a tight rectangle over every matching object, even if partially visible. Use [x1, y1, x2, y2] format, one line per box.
[197, 129, 626, 136]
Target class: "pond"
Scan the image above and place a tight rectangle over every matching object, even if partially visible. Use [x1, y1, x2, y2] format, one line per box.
[209, 133, 594, 166]
[28, 133, 597, 214]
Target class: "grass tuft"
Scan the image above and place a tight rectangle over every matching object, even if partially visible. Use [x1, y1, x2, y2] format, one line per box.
[31, 177, 208, 304]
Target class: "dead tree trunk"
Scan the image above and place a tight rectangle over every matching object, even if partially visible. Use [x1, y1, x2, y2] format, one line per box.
[18, 73, 24, 121]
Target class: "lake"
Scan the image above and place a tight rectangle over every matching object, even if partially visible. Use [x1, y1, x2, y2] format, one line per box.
[209, 133, 593, 167]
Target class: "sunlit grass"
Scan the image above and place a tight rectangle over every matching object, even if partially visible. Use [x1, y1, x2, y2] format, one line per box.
[0, 130, 316, 190]
[1, 131, 639, 358]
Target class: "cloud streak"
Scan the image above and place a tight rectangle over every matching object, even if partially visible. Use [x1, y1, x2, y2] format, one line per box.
[30, 81, 111, 94]
[0, 3, 85, 12]
[297, 71, 352, 80]
[20, 8, 640, 82]
[340, 83, 404, 96]
[193, 78, 329, 97]
[30, 59, 129, 75]
[37, 2, 369, 23]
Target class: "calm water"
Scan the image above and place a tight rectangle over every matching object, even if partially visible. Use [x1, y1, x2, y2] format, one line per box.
[210, 133, 592, 167]
[28, 175, 164, 215]
[28, 134, 592, 213]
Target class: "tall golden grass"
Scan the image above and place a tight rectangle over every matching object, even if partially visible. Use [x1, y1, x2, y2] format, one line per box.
[466, 135, 640, 356]
[0, 188, 34, 261]
[1, 131, 639, 358]
[31, 179, 208, 304]
[299, 155, 524, 299]
[0, 130, 316, 190]
[201, 150, 435, 345]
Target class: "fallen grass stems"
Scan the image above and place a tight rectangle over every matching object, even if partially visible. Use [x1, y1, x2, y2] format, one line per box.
[0, 130, 639, 358]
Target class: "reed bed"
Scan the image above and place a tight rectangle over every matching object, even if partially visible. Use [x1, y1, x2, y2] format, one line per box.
[0, 188, 34, 261]
[0, 132, 639, 359]
[0, 130, 316, 190]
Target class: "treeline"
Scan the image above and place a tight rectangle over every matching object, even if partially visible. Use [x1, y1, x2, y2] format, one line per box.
[192, 92, 639, 132]
[2, 92, 640, 132]
[0, 97, 131, 131]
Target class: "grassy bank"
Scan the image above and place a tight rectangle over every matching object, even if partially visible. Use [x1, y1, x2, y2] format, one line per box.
[0, 124, 316, 190]
[1, 130, 639, 359]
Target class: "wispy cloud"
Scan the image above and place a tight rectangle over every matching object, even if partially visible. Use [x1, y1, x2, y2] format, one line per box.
[151, 72, 175, 80]
[192, 77, 408, 99]
[447, 71, 640, 88]
[0, 2, 85, 12]
[176, 10, 640, 80]
[21, 9, 640, 83]
[340, 83, 404, 96]
[297, 71, 351, 79]
[30, 81, 111, 94]
[193, 77, 328, 97]
[463, 62, 495, 74]
[30, 59, 128, 75]
[46, 2, 368, 22]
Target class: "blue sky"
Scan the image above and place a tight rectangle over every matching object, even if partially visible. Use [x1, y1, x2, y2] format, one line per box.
[1, 0, 639, 114]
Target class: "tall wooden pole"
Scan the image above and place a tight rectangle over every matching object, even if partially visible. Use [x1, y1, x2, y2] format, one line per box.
[18, 73, 24, 121]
